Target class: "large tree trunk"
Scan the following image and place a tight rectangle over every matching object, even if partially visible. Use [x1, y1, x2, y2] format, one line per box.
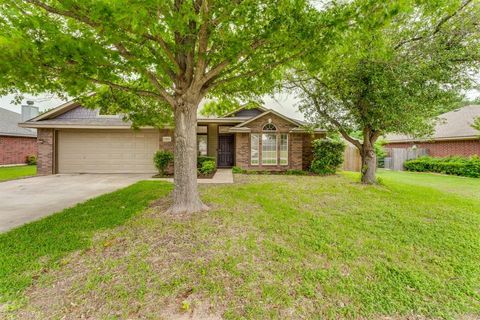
[167, 95, 209, 214]
[360, 140, 377, 184]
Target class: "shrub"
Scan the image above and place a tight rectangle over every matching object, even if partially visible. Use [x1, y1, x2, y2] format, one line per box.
[26, 155, 37, 165]
[153, 150, 174, 176]
[197, 156, 216, 168]
[310, 139, 345, 175]
[232, 166, 246, 174]
[404, 156, 480, 178]
[199, 160, 216, 175]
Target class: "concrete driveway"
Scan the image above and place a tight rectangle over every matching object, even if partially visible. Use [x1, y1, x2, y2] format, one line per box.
[0, 174, 150, 233]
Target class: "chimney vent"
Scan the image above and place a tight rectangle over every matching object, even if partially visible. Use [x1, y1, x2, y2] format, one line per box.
[21, 101, 39, 122]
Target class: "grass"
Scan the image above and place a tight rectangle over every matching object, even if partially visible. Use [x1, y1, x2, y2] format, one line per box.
[2, 172, 480, 319]
[0, 181, 173, 308]
[377, 169, 480, 200]
[0, 165, 36, 182]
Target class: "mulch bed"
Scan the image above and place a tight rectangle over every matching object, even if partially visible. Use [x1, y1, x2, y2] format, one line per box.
[152, 169, 216, 179]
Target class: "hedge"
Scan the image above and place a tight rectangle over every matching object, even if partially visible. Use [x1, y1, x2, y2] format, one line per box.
[404, 156, 480, 178]
[310, 139, 345, 175]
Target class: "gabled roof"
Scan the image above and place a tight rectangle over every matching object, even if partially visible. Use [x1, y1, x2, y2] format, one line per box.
[222, 105, 268, 118]
[28, 100, 80, 122]
[20, 97, 323, 132]
[0, 107, 37, 137]
[233, 109, 304, 128]
[387, 105, 480, 143]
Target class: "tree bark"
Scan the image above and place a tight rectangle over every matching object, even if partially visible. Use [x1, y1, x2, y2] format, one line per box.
[167, 95, 209, 214]
[360, 140, 377, 184]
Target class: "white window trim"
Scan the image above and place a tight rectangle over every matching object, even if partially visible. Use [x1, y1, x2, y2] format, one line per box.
[280, 133, 288, 165]
[250, 134, 260, 165]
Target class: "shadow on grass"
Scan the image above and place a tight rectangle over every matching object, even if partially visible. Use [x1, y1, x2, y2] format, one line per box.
[0, 180, 172, 304]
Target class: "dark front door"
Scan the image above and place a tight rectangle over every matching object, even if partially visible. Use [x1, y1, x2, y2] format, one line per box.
[218, 135, 234, 167]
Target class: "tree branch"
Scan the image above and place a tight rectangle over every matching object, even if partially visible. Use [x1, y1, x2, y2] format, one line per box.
[394, 0, 473, 50]
[87, 77, 164, 99]
[112, 43, 174, 105]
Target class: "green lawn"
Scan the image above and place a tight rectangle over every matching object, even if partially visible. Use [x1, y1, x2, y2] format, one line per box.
[2, 172, 480, 319]
[0, 181, 173, 309]
[0, 165, 36, 182]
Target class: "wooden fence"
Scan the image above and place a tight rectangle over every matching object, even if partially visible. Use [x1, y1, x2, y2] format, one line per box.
[384, 147, 428, 171]
[343, 141, 362, 172]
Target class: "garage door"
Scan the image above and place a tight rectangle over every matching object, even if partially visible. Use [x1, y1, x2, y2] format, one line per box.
[57, 130, 159, 173]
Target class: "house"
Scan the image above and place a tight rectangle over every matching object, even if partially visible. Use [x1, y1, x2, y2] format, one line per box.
[385, 105, 480, 157]
[0, 103, 38, 165]
[19, 100, 325, 175]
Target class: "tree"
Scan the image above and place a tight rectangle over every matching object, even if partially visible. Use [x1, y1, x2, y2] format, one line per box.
[473, 117, 480, 132]
[288, 0, 480, 184]
[0, 0, 317, 213]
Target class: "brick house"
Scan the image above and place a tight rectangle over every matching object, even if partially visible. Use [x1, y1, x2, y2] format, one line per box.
[20, 101, 324, 175]
[385, 105, 480, 157]
[0, 105, 38, 165]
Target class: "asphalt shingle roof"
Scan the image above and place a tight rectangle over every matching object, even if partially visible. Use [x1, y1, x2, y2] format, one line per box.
[0, 107, 37, 137]
[387, 105, 480, 142]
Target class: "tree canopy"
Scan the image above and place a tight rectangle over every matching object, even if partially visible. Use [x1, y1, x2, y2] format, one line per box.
[288, 0, 480, 183]
[0, 0, 319, 119]
[0, 0, 324, 213]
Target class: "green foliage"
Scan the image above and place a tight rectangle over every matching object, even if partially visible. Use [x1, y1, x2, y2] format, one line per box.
[374, 138, 387, 159]
[291, 0, 480, 181]
[404, 156, 480, 178]
[473, 117, 480, 132]
[197, 156, 216, 168]
[0, 0, 319, 126]
[198, 160, 216, 175]
[200, 98, 262, 117]
[25, 155, 37, 165]
[310, 139, 345, 175]
[153, 150, 174, 176]
[232, 166, 246, 174]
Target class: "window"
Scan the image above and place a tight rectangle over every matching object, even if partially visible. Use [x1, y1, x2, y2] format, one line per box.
[280, 134, 288, 165]
[262, 133, 277, 165]
[263, 123, 277, 131]
[251, 134, 259, 165]
[197, 134, 208, 156]
[250, 123, 288, 166]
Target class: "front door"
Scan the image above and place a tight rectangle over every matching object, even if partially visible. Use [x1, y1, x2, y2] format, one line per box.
[218, 135, 234, 167]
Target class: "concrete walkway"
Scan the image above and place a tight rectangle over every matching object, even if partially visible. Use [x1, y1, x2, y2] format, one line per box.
[151, 168, 234, 184]
[0, 174, 149, 233]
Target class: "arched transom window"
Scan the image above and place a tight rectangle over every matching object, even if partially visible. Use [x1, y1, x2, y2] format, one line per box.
[250, 122, 288, 166]
[262, 123, 277, 131]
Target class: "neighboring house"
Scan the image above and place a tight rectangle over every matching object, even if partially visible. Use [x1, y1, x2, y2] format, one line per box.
[385, 105, 480, 157]
[0, 103, 38, 165]
[20, 101, 325, 175]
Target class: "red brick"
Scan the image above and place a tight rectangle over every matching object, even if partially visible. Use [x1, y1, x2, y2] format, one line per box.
[385, 139, 480, 157]
[0, 135, 37, 165]
[36, 129, 54, 175]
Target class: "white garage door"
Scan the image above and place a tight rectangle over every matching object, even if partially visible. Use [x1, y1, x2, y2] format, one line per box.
[57, 130, 159, 173]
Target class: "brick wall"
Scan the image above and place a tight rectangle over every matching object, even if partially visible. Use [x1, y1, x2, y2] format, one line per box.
[302, 133, 326, 170]
[385, 139, 480, 157]
[234, 113, 314, 171]
[0, 135, 37, 165]
[37, 129, 54, 175]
